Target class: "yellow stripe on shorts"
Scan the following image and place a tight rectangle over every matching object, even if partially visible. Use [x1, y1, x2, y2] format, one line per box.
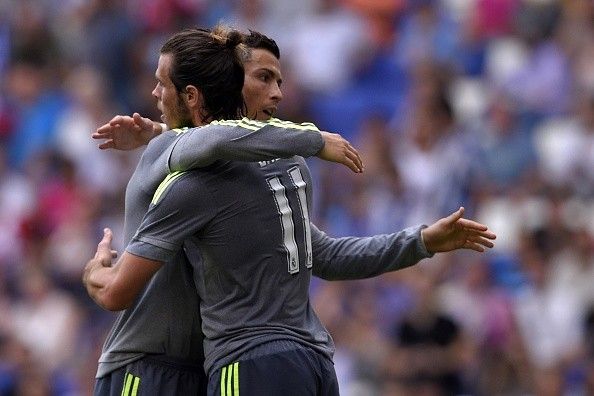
[221, 362, 239, 396]
[121, 373, 140, 396]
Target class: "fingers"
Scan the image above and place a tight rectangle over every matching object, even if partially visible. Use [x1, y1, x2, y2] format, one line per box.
[456, 218, 489, 231]
[331, 134, 363, 173]
[475, 229, 496, 240]
[97, 140, 115, 150]
[109, 115, 128, 126]
[94, 123, 123, 140]
[318, 132, 364, 173]
[342, 150, 363, 173]
[346, 144, 363, 173]
[464, 241, 486, 252]
[461, 224, 496, 240]
[342, 157, 361, 173]
[468, 234, 495, 248]
[94, 123, 113, 138]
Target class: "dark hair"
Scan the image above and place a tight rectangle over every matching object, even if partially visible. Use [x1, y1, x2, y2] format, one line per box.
[243, 30, 280, 60]
[160, 26, 246, 121]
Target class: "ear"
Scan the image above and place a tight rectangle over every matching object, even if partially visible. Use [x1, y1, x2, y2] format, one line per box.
[184, 85, 202, 108]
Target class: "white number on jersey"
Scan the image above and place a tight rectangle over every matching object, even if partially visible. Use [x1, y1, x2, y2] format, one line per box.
[267, 167, 312, 274]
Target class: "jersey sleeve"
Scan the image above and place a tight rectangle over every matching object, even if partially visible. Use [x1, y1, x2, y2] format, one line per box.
[167, 118, 324, 172]
[125, 171, 215, 263]
[310, 223, 434, 281]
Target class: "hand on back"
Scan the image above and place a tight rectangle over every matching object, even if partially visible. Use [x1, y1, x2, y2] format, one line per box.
[93, 113, 161, 150]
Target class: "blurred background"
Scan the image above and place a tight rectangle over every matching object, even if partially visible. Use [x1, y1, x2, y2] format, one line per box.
[1, 0, 594, 394]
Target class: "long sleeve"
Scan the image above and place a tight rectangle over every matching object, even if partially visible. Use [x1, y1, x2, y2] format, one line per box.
[167, 118, 324, 171]
[311, 223, 434, 281]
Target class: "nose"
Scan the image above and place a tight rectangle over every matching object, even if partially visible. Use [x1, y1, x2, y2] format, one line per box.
[151, 83, 160, 99]
[271, 83, 283, 102]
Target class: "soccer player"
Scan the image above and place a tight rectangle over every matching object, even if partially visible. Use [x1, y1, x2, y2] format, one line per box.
[85, 26, 363, 396]
[85, 31, 496, 396]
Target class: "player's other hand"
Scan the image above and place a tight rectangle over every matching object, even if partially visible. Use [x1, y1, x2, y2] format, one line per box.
[93, 113, 160, 150]
[94, 228, 117, 267]
[317, 131, 364, 173]
[83, 228, 117, 288]
[421, 207, 496, 254]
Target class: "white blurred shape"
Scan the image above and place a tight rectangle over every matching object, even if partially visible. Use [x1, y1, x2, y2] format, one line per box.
[450, 77, 489, 122]
[485, 37, 528, 85]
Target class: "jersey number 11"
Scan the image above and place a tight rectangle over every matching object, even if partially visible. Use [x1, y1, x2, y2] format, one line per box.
[267, 167, 313, 274]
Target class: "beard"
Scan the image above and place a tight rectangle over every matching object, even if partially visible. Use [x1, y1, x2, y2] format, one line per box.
[167, 93, 194, 129]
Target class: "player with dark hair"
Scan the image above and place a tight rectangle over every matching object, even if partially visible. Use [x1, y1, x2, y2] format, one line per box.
[85, 26, 363, 396]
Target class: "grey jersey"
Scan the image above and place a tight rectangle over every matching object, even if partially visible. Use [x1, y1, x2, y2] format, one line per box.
[127, 157, 331, 373]
[97, 120, 324, 378]
[127, 156, 433, 373]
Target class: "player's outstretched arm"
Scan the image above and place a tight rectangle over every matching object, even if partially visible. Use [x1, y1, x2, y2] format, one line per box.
[83, 228, 162, 311]
[421, 207, 496, 253]
[92, 113, 164, 150]
[311, 208, 496, 281]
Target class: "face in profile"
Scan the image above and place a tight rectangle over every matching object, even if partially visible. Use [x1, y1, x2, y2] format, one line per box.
[152, 53, 193, 129]
[242, 48, 283, 121]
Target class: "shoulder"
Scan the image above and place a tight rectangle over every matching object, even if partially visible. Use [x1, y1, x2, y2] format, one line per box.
[143, 130, 181, 157]
[151, 170, 210, 206]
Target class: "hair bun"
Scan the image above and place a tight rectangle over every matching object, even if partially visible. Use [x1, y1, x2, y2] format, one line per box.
[225, 30, 243, 49]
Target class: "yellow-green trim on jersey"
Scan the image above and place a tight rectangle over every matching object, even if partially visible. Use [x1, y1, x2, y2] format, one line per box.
[152, 171, 186, 204]
[170, 127, 190, 135]
[210, 117, 319, 132]
[268, 117, 319, 131]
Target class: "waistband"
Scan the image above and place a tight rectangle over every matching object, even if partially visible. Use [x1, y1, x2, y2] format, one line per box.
[143, 354, 204, 373]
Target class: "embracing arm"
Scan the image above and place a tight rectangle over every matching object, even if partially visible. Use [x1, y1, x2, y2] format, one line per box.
[94, 115, 363, 172]
[83, 174, 216, 311]
[83, 228, 163, 311]
[167, 118, 363, 173]
[312, 207, 496, 281]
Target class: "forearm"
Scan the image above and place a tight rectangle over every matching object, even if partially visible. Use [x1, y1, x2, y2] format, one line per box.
[312, 225, 433, 281]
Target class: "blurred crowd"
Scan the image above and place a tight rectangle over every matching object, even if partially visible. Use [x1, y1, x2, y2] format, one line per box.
[1, 0, 594, 395]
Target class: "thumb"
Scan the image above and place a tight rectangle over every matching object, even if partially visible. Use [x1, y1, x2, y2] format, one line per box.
[445, 207, 464, 224]
[132, 112, 149, 127]
[96, 228, 113, 257]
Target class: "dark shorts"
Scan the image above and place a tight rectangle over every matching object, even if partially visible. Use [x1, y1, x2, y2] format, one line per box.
[208, 347, 339, 396]
[94, 355, 206, 396]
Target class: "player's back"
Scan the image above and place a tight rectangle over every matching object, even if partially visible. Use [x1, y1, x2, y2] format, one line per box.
[176, 157, 335, 373]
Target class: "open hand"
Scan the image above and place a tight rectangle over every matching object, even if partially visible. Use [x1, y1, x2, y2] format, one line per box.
[317, 131, 364, 173]
[93, 113, 159, 150]
[421, 207, 496, 253]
